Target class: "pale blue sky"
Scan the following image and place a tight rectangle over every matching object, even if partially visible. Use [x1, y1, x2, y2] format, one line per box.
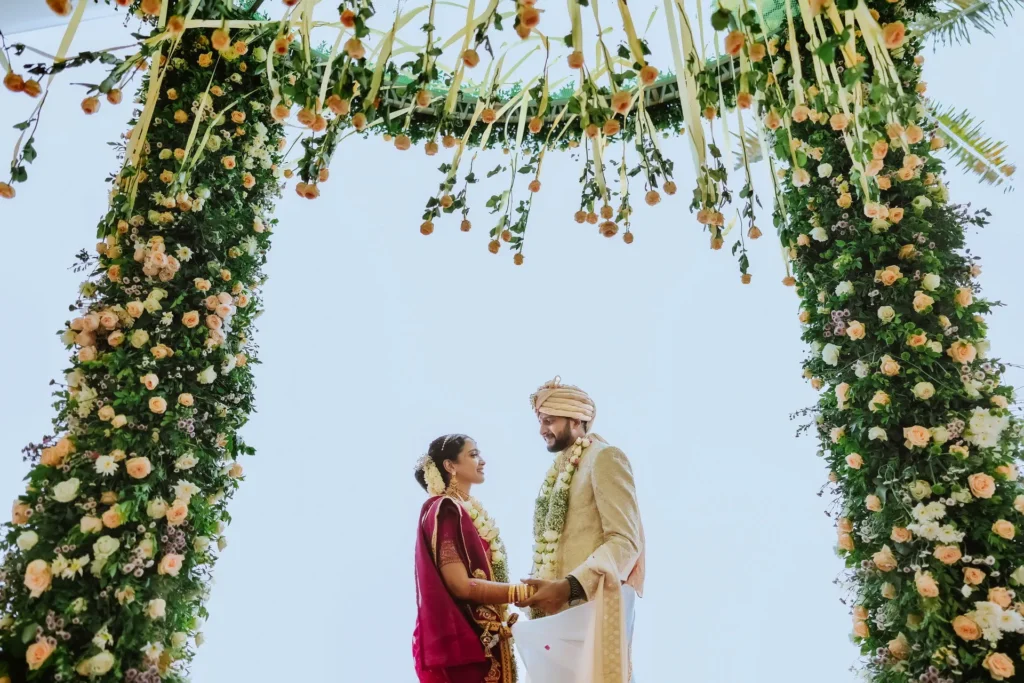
[1, 8, 1022, 682]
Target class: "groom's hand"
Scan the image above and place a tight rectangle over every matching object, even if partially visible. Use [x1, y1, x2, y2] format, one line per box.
[517, 578, 570, 613]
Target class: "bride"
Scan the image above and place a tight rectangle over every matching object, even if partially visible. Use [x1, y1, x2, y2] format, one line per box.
[412, 434, 530, 683]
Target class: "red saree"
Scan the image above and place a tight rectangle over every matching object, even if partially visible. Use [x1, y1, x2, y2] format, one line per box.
[412, 496, 515, 683]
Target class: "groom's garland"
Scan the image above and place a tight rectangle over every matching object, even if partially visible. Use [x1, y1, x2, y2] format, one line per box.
[531, 437, 591, 583]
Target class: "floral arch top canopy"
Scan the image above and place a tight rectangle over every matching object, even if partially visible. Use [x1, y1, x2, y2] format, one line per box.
[0, 0, 1022, 681]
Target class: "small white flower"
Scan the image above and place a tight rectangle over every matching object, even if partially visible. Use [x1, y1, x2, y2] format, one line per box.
[95, 455, 118, 476]
[176, 246, 193, 262]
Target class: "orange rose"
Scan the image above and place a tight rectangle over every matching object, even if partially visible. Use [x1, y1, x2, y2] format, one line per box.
[934, 545, 962, 565]
[989, 587, 1013, 609]
[837, 193, 853, 208]
[993, 519, 1015, 540]
[166, 500, 189, 526]
[964, 567, 986, 585]
[908, 333, 928, 348]
[877, 265, 903, 286]
[749, 43, 767, 62]
[913, 290, 935, 312]
[23, 559, 52, 598]
[968, 472, 996, 499]
[873, 545, 898, 572]
[903, 425, 931, 449]
[915, 571, 939, 598]
[150, 344, 173, 360]
[906, 124, 924, 145]
[891, 527, 913, 543]
[983, 652, 1015, 681]
[158, 553, 184, 576]
[888, 207, 904, 223]
[882, 21, 906, 49]
[25, 638, 55, 670]
[830, 113, 849, 131]
[126, 456, 152, 479]
[947, 340, 977, 364]
[952, 615, 981, 641]
[221, 156, 236, 170]
[724, 30, 745, 56]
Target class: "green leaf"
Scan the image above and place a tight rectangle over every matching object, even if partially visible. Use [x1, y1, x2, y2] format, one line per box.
[711, 9, 732, 30]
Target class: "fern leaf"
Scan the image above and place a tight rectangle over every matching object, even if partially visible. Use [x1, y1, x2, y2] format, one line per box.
[914, 0, 1024, 46]
[926, 99, 1016, 190]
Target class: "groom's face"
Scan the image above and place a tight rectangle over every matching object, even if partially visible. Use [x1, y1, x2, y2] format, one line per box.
[538, 414, 576, 453]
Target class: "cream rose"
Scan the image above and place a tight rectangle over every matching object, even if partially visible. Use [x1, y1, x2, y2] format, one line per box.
[921, 273, 941, 291]
[913, 382, 935, 400]
[147, 598, 167, 619]
[877, 306, 896, 323]
[130, 329, 149, 349]
[80, 515, 103, 534]
[53, 478, 80, 503]
[909, 480, 932, 500]
[147, 498, 169, 519]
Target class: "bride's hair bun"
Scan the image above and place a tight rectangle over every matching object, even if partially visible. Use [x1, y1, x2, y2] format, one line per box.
[414, 434, 469, 493]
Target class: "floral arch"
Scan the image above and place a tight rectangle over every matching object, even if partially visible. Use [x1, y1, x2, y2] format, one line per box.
[0, 0, 1021, 681]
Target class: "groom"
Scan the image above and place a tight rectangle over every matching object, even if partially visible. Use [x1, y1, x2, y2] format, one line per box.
[517, 377, 644, 682]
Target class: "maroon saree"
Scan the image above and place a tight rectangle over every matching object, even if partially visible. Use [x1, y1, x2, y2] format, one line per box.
[412, 496, 515, 683]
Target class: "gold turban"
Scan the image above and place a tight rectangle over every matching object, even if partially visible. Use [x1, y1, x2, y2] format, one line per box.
[530, 376, 596, 431]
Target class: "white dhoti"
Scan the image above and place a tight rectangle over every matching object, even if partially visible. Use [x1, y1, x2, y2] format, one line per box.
[513, 585, 637, 683]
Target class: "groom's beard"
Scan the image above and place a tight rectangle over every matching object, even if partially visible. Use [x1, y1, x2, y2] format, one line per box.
[547, 431, 575, 453]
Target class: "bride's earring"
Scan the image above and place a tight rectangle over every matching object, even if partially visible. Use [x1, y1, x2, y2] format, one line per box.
[446, 470, 461, 498]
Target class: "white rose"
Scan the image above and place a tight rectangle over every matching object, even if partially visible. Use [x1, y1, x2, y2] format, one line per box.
[17, 531, 39, 551]
[195, 632, 205, 646]
[810, 227, 828, 242]
[221, 354, 237, 375]
[952, 489, 973, 504]
[93, 535, 120, 558]
[197, 366, 218, 384]
[921, 273, 941, 291]
[147, 498, 169, 519]
[835, 281, 854, 296]
[194, 536, 211, 552]
[171, 632, 188, 649]
[928, 340, 943, 354]
[80, 516, 103, 534]
[877, 306, 896, 324]
[868, 427, 888, 441]
[89, 651, 115, 675]
[147, 598, 166, 619]
[818, 163, 833, 178]
[138, 538, 155, 559]
[931, 425, 950, 444]
[53, 478, 81, 503]
[822, 343, 841, 367]
[1011, 566, 1024, 586]
[854, 360, 870, 378]
[491, 550, 505, 564]
[217, 537, 229, 551]
[913, 382, 935, 400]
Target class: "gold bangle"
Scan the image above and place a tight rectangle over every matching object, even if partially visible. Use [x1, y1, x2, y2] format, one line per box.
[508, 584, 514, 605]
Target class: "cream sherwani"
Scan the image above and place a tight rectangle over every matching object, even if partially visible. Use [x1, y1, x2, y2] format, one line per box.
[514, 436, 645, 683]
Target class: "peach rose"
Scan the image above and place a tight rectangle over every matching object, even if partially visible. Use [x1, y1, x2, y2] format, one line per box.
[955, 287, 974, 307]
[873, 545, 898, 572]
[724, 30, 745, 56]
[989, 587, 1013, 609]
[903, 425, 931, 449]
[837, 193, 853, 209]
[906, 124, 924, 144]
[969, 472, 996, 499]
[79, 346, 98, 362]
[111, 414, 127, 429]
[126, 456, 152, 479]
[908, 333, 928, 348]
[749, 43, 767, 62]
[846, 453, 863, 469]
[830, 113, 849, 131]
[102, 506, 123, 529]
[228, 462, 244, 478]
[99, 310, 119, 330]
[866, 494, 883, 512]
[24, 559, 52, 598]
[880, 355, 901, 377]
[952, 615, 981, 641]
[158, 553, 184, 576]
[182, 311, 200, 328]
[149, 396, 168, 414]
[178, 393, 195, 407]
[141, 373, 159, 391]
[947, 340, 978, 365]
[983, 652, 1015, 681]
[889, 207, 904, 223]
[852, 620, 869, 638]
[838, 533, 855, 551]
[206, 315, 222, 331]
[913, 290, 935, 313]
[993, 519, 1015, 540]
[891, 527, 913, 543]
[846, 321, 866, 340]
[150, 344, 173, 360]
[166, 500, 189, 526]
[877, 265, 903, 286]
[97, 405, 116, 423]
[25, 638, 55, 670]
[881, 583, 897, 600]
[791, 104, 810, 122]
[882, 21, 906, 49]
[838, 517, 854, 533]
[934, 545, 962, 565]
[80, 515, 103, 534]
[888, 633, 909, 660]
[915, 571, 939, 598]
[107, 331, 125, 347]
[964, 567, 986, 585]
[996, 464, 1018, 481]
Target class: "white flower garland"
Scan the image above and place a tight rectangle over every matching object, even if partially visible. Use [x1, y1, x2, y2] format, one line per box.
[418, 456, 447, 496]
[460, 496, 509, 583]
[531, 437, 591, 580]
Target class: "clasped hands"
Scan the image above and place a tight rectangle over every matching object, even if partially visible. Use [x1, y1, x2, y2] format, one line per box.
[514, 578, 571, 614]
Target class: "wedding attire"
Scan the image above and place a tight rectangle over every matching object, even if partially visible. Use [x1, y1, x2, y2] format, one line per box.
[413, 495, 516, 683]
[514, 379, 645, 683]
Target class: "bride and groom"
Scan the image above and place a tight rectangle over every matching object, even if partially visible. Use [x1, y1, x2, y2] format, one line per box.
[412, 378, 645, 683]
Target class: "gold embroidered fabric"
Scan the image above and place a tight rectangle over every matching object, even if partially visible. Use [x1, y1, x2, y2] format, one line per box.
[438, 539, 462, 567]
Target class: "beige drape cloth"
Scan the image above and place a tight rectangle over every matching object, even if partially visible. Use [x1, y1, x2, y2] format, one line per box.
[578, 547, 630, 683]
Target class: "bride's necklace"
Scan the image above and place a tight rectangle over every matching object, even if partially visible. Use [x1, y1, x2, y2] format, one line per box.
[455, 492, 510, 584]
[531, 436, 591, 580]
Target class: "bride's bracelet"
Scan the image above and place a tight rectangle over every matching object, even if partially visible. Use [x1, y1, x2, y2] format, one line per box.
[506, 583, 535, 604]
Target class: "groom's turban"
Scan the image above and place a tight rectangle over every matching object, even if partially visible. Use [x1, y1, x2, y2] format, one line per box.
[530, 377, 596, 431]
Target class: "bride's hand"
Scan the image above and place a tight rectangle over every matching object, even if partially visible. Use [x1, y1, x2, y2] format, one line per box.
[516, 578, 570, 613]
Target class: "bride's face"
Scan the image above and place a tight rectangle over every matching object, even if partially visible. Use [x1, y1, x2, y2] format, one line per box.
[446, 439, 486, 486]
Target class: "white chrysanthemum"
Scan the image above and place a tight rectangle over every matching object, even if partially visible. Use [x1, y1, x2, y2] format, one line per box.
[967, 408, 1010, 448]
[141, 643, 164, 660]
[937, 525, 966, 543]
[94, 455, 118, 476]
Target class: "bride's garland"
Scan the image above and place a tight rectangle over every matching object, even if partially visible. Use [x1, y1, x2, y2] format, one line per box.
[531, 437, 591, 582]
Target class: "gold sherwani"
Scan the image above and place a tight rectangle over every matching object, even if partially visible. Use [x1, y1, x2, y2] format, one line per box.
[557, 436, 645, 605]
